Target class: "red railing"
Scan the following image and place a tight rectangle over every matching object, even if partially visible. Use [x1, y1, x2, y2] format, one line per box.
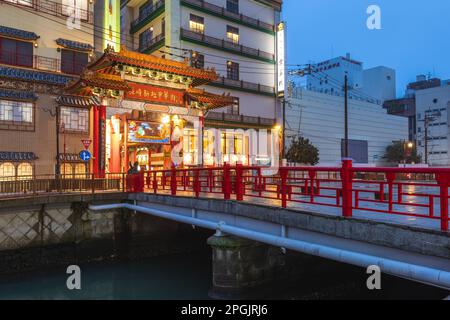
[1, 163, 449, 231]
[144, 161, 450, 231]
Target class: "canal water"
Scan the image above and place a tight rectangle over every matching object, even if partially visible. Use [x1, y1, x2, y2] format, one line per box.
[0, 249, 448, 300]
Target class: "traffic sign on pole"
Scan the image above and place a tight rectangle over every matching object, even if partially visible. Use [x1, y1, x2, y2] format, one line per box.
[81, 139, 92, 150]
[79, 150, 91, 162]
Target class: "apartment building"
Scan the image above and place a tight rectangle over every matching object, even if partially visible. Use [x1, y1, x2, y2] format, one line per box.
[286, 87, 408, 166]
[415, 81, 450, 166]
[0, 0, 96, 178]
[120, 0, 283, 166]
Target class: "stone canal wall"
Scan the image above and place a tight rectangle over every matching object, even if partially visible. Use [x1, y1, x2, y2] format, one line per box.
[0, 193, 211, 274]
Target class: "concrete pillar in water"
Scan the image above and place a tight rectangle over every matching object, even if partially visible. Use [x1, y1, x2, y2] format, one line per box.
[207, 234, 284, 299]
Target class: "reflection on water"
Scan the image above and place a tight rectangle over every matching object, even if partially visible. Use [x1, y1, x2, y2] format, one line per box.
[0, 252, 212, 300]
[0, 250, 448, 300]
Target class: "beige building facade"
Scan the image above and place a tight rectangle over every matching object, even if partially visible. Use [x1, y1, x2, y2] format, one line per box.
[0, 0, 95, 178]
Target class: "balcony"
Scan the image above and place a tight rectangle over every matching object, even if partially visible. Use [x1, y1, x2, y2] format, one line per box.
[210, 76, 275, 96]
[180, 28, 275, 63]
[0, 51, 85, 76]
[0, 0, 94, 24]
[181, 0, 274, 34]
[138, 34, 165, 53]
[130, 0, 165, 34]
[206, 111, 275, 127]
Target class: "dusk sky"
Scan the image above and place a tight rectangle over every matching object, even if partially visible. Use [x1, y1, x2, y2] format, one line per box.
[282, 0, 450, 97]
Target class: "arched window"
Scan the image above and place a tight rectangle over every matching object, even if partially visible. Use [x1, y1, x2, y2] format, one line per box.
[74, 163, 87, 178]
[17, 163, 33, 180]
[61, 163, 73, 178]
[0, 162, 15, 181]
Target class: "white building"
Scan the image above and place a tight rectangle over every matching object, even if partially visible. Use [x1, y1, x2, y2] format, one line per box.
[306, 54, 396, 105]
[119, 0, 283, 167]
[285, 87, 408, 166]
[416, 82, 450, 166]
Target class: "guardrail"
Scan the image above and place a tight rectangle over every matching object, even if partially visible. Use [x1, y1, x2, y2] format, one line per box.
[0, 51, 86, 75]
[0, 173, 128, 198]
[211, 76, 275, 95]
[1, 0, 94, 24]
[2, 163, 449, 231]
[180, 28, 275, 62]
[181, 0, 274, 33]
[143, 161, 450, 231]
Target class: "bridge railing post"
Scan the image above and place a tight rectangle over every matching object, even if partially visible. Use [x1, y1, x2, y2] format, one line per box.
[152, 171, 158, 194]
[436, 172, 449, 231]
[341, 159, 353, 218]
[280, 167, 288, 208]
[235, 163, 244, 201]
[170, 166, 177, 196]
[223, 163, 231, 200]
[194, 169, 200, 198]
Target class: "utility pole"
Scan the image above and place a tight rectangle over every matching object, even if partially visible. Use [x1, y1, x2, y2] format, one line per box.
[424, 117, 428, 164]
[282, 97, 286, 159]
[344, 73, 349, 158]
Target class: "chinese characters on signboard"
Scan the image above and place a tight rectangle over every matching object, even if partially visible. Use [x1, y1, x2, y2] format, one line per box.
[276, 22, 286, 96]
[125, 83, 185, 106]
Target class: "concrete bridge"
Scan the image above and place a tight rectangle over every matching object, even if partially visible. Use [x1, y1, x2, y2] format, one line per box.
[87, 191, 450, 295]
[1, 162, 450, 296]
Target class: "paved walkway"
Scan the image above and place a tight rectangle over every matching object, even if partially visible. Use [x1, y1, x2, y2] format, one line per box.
[145, 182, 446, 232]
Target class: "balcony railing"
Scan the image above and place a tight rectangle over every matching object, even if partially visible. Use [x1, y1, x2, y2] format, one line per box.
[182, 0, 274, 33]
[180, 28, 275, 62]
[130, 0, 165, 32]
[0, 0, 94, 24]
[0, 51, 86, 75]
[138, 34, 165, 53]
[211, 76, 275, 95]
[206, 111, 276, 126]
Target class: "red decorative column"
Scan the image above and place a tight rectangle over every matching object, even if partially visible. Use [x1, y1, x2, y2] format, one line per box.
[93, 105, 106, 178]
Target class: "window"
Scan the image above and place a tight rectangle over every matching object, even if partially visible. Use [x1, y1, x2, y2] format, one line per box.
[61, 49, 88, 75]
[60, 107, 89, 132]
[226, 25, 239, 44]
[17, 163, 33, 179]
[192, 53, 204, 69]
[227, 61, 239, 81]
[227, 98, 239, 115]
[0, 162, 15, 181]
[0, 37, 33, 68]
[139, 27, 154, 49]
[0, 100, 33, 123]
[4, 0, 33, 7]
[61, 163, 73, 176]
[74, 163, 87, 178]
[226, 0, 239, 14]
[189, 14, 205, 34]
[139, 0, 154, 18]
[62, 0, 89, 21]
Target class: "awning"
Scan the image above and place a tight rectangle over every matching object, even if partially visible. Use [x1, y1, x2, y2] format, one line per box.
[56, 95, 101, 107]
[186, 88, 235, 110]
[0, 66, 73, 85]
[0, 25, 39, 41]
[55, 38, 94, 52]
[0, 88, 38, 102]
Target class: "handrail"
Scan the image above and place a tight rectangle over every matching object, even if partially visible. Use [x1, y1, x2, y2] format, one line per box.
[181, 0, 274, 32]
[0, 50, 87, 75]
[180, 28, 275, 61]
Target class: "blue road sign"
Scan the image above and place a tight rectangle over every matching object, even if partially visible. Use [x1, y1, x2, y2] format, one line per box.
[79, 150, 91, 162]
